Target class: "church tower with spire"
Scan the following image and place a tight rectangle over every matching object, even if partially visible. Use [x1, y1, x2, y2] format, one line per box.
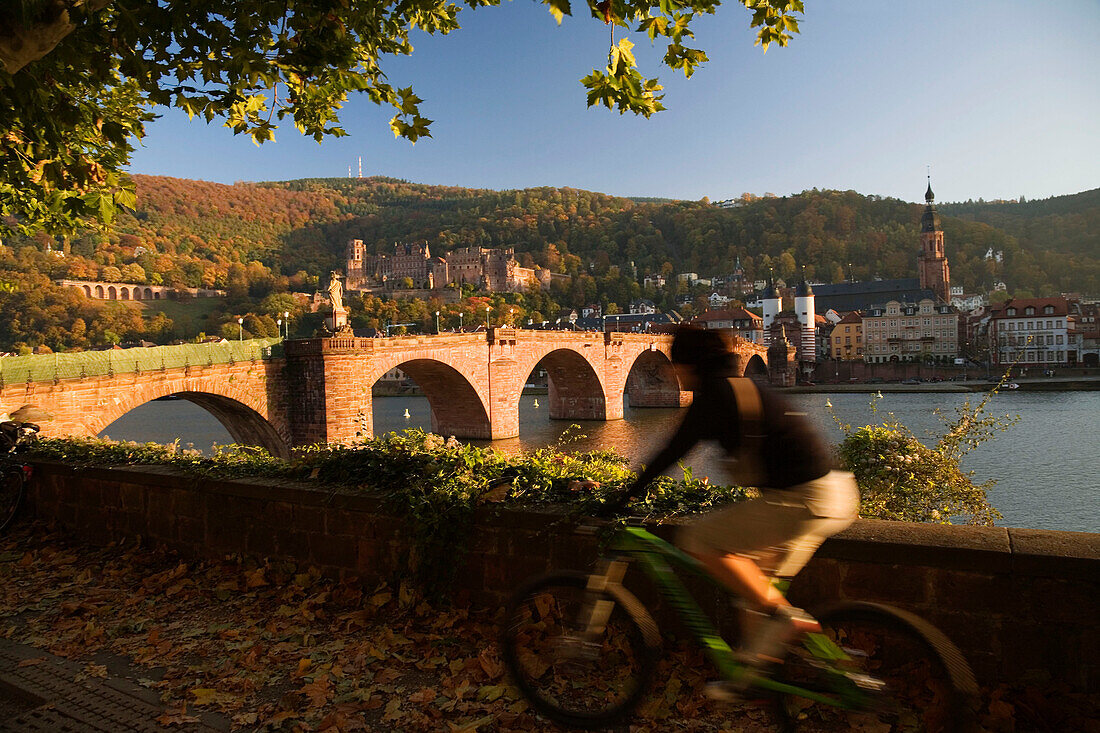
[918, 177, 950, 302]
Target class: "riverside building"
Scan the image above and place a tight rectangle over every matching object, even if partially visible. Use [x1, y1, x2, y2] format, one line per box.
[990, 297, 1075, 368]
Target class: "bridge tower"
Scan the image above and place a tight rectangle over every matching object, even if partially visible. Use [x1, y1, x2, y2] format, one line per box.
[794, 274, 816, 363]
[762, 279, 781, 344]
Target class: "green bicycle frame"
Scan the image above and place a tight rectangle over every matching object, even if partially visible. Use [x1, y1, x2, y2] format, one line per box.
[599, 525, 860, 709]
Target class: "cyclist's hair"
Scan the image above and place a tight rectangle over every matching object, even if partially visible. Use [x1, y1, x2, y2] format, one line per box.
[669, 326, 740, 375]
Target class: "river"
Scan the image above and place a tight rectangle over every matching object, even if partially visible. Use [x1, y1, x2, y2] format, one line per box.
[100, 391, 1099, 533]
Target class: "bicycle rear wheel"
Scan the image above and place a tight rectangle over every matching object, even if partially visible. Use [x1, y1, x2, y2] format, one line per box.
[0, 465, 26, 534]
[776, 601, 978, 733]
[501, 570, 661, 729]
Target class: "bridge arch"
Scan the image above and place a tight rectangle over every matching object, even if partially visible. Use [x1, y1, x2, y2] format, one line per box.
[87, 370, 288, 456]
[623, 348, 686, 408]
[98, 385, 288, 458]
[8, 386, 289, 458]
[520, 347, 608, 422]
[744, 353, 768, 378]
[366, 358, 490, 440]
[169, 392, 287, 456]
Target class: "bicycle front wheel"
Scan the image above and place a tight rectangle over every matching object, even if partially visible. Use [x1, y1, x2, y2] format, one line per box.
[776, 601, 978, 733]
[501, 570, 661, 729]
[0, 464, 26, 534]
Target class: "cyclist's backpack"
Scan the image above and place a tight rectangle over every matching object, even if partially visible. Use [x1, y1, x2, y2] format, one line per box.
[719, 378, 766, 487]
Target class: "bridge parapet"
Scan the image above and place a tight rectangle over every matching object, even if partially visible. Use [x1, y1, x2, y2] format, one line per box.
[0, 338, 282, 385]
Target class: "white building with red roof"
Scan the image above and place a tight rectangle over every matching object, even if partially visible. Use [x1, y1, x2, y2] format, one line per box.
[990, 297, 1075, 367]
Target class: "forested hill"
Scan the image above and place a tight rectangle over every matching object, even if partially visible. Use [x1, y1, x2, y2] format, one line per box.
[118, 176, 1100, 297]
[941, 188, 1100, 260]
[1, 176, 1097, 351]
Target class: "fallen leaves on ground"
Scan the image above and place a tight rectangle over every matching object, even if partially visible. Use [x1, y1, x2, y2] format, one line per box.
[1, 525, 1095, 732]
[0, 525, 777, 731]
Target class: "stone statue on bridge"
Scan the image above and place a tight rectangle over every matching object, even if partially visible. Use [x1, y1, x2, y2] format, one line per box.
[326, 271, 350, 333]
[327, 271, 345, 312]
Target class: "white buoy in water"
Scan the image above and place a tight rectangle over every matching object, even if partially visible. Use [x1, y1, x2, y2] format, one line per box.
[403, 408, 411, 418]
[533, 399, 539, 408]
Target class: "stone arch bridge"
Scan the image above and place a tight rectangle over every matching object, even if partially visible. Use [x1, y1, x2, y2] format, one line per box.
[1, 330, 784, 456]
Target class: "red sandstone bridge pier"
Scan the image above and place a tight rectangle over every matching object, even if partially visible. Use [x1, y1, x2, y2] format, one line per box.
[1, 330, 787, 456]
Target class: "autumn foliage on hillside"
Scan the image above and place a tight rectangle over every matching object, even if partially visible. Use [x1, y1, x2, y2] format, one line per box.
[1, 176, 1097, 351]
[78, 177, 1100, 298]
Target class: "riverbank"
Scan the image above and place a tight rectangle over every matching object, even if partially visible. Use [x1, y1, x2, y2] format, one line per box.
[783, 375, 1100, 394]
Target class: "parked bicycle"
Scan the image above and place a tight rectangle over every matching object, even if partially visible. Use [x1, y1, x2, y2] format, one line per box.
[502, 521, 978, 731]
[0, 421, 40, 534]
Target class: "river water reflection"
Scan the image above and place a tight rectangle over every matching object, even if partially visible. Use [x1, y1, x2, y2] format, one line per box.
[101, 391, 1099, 533]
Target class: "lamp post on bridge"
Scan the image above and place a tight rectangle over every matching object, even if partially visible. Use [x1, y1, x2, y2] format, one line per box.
[284, 311, 290, 339]
[459, 312, 464, 332]
[435, 310, 440, 334]
[277, 319, 282, 339]
[485, 306, 491, 330]
[237, 317, 244, 341]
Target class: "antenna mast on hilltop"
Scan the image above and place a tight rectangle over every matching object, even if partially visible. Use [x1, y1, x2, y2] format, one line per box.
[358, 156, 363, 179]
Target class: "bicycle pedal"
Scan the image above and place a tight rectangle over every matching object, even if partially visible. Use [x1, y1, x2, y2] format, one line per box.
[845, 671, 887, 694]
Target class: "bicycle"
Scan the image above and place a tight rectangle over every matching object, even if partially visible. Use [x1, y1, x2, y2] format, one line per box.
[0, 421, 40, 534]
[501, 521, 978, 731]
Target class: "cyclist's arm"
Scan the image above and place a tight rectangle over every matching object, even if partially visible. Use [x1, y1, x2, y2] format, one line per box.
[602, 405, 704, 514]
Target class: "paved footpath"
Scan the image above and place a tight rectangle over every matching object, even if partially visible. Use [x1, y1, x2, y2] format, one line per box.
[0, 639, 227, 732]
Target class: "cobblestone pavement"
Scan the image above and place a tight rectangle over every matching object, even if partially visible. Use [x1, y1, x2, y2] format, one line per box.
[0, 639, 226, 732]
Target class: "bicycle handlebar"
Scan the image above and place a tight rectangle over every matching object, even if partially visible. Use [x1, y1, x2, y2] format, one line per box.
[0, 421, 39, 453]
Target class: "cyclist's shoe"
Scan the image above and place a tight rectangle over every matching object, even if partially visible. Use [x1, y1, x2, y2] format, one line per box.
[704, 669, 774, 705]
[745, 604, 819, 664]
[708, 605, 819, 700]
[705, 679, 753, 703]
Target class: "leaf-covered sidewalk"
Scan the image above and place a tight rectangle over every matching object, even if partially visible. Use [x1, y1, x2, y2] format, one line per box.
[2, 525, 1095, 732]
[0, 525, 780, 732]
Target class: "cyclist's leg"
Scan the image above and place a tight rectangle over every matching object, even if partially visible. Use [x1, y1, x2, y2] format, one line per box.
[678, 493, 812, 609]
[769, 470, 860, 579]
[685, 547, 778, 608]
[683, 472, 859, 689]
[734, 471, 860, 666]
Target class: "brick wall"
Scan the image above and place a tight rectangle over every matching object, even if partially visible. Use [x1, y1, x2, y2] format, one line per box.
[27, 462, 1098, 690]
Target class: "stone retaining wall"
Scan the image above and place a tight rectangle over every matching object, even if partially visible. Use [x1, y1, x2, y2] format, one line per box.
[27, 462, 1099, 690]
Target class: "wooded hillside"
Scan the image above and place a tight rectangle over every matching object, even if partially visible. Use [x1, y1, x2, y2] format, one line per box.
[1, 176, 1096, 351]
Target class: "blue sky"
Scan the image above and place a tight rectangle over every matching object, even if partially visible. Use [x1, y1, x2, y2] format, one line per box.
[127, 0, 1099, 204]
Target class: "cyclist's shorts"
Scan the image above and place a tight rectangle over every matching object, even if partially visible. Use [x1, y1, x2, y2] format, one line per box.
[677, 470, 859, 578]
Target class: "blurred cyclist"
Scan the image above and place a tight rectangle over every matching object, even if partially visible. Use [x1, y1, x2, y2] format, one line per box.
[603, 326, 859, 696]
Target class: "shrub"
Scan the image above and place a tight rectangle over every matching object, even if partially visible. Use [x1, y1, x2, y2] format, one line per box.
[830, 389, 1016, 525]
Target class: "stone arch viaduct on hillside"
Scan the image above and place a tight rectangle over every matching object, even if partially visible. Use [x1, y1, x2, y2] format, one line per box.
[1, 330, 787, 457]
